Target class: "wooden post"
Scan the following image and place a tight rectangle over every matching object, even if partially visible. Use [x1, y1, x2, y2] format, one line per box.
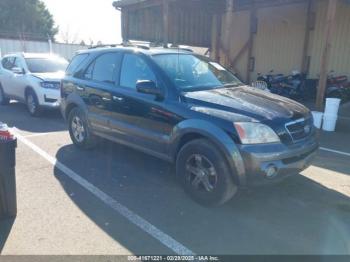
[301, 0, 314, 74]
[211, 15, 222, 62]
[316, 0, 338, 110]
[121, 9, 129, 44]
[223, 0, 234, 66]
[163, 0, 169, 47]
[246, 3, 257, 84]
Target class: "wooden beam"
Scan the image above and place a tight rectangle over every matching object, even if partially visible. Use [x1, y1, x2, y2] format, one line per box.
[246, 3, 257, 84]
[162, 0, 169, 47]
[301, 0, 314, 74]
[211, 14, 221, 61]
[121, 10, 129, 43]
[316, 0, 338, 110]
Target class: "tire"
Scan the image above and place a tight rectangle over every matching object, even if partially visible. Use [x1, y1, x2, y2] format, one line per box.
[26, 90, 41, 117]
[0, 86, 9, 105]
[68, 107, 97, 150]
[176, 138, 238, 207]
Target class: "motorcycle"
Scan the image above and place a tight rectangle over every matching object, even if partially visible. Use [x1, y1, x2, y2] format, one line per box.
[325, 71, 350, 103]
[257, 70, 306, 100]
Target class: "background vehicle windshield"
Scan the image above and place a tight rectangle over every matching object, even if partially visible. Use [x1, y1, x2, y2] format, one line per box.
[153, 54, 242, 90]
[26, 58, 68, 73]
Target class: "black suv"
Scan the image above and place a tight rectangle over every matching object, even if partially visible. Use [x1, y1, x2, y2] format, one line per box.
[61, 46, 318, 206]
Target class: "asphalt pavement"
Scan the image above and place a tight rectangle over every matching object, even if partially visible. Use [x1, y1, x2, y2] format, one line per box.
[0, 102, 349, 255]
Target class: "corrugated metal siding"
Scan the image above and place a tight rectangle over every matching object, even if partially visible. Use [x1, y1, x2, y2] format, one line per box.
[125, 3, 213, 47]
[0, 38, 87, 60]
[127, 6, 163, 43]
[309, 0, 350, 78]
[251, 3, 307, 80]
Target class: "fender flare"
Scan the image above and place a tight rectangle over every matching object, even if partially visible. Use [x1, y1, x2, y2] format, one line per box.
[170, 119, 246, 186]
[63, 93, 89, 120]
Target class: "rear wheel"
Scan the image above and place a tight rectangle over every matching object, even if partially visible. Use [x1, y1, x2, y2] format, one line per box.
[68, 107, 97, 150]
[26, 90, 41, 117]
[0, 86, 9, 105]
[176, 139, 238, 206]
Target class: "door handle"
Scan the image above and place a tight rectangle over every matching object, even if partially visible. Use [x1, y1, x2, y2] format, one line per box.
[113, 96, 124, 102]
[76, 85, 85, 91]
[102, 97, 111, 102]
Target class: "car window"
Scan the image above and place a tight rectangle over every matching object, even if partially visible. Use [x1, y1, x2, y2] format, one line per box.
[83, 61, 94, 80]
[66, 53, 89, 76]
[2, 57, 16, 70]
[120, 54, 156, 89]
[13, 58, 24, 69]
[87, 53, 119, 84]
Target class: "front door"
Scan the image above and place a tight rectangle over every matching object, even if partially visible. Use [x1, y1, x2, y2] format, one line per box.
[109, 53, 177, 156]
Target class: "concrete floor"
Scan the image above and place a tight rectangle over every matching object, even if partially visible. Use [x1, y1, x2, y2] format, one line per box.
[0, 102, 349, 255]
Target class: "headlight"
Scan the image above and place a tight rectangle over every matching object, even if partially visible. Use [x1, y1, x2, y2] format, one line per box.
[40, 81, 60, 89]
[234, 122, 280, 144]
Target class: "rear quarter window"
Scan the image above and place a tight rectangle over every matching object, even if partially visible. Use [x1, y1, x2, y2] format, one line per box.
[66, 53, 89, 76]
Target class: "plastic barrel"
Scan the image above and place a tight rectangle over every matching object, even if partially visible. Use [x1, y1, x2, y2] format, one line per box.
[311, 111, 323, 129]
[325, 98, 341, 116]
[0, 138, 17, 219]
[322, 114, 338, 132]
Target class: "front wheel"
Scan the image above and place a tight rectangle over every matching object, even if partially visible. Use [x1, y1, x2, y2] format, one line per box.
[68, 107, 97, 150]
[176, 139, 238, 206]
[26, 90, 41, 117]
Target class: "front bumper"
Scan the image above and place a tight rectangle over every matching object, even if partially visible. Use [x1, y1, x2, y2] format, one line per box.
[36, 88, 60, 108]
[238, 135, 319, 186]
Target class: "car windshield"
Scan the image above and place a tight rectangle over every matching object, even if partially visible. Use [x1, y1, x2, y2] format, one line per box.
[25, 57, 68, 73]
[153, 53, 242, 91]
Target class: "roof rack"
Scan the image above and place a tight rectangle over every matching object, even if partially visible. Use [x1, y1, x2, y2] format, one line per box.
[167, 46, 193, 53]
[88, 43, 150, 50]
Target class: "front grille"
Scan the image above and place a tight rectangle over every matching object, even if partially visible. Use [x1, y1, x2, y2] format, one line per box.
[285, 117, 313, 142]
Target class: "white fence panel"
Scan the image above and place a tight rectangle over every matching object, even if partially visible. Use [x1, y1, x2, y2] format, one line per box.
[0, 38, 87, 60]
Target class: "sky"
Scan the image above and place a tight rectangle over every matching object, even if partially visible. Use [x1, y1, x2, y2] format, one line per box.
[42, 0, 122, 45]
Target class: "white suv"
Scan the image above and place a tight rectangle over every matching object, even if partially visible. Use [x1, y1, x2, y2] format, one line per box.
[0, 53, 68, 116]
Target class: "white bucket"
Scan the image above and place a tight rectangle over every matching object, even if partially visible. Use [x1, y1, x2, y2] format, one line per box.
[311, 111, 323, 129]
[325, 98, 341, 116]
[322, 114, 338, 132]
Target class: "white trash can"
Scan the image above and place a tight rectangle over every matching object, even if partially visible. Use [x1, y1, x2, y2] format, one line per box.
[311, 111, 323, 129]
[322, 114, 338, 132]
[325, 98, 341, 116]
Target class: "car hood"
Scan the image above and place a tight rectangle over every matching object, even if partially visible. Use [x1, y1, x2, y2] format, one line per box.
[31, 71, 65, 82]
[182, 86, 310, 123]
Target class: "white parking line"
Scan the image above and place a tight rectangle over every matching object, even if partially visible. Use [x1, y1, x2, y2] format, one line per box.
[23, 132, 56, 138]
[320, 147, 350, 157]
[12, 128, 195, 255]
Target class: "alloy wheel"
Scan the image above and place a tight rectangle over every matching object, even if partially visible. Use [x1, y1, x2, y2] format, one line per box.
[185, 154, 218, 192]
[27, 94, 36, 114]
[71, 116, 85, 143]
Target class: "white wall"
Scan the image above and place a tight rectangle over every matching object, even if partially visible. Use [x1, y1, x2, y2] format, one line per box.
[0, 38, 88, 60]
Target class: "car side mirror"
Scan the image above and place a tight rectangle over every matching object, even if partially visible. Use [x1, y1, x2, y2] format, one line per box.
[11, 67, 25, 74]
[136, 80, 163, 99]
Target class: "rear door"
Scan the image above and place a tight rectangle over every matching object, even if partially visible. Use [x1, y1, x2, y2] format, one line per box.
[75, 52, 122, 136]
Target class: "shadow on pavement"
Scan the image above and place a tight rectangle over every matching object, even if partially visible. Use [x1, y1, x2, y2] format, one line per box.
[0, 218, 15, 253]
[0, 102, 65, 133]
[54, 141, 350, 254]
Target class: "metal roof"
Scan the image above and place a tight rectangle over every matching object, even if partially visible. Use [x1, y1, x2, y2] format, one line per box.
[113, 0, 147, 8]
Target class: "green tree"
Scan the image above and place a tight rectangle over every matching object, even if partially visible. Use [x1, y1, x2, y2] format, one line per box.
[0, 0, 58, 40]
